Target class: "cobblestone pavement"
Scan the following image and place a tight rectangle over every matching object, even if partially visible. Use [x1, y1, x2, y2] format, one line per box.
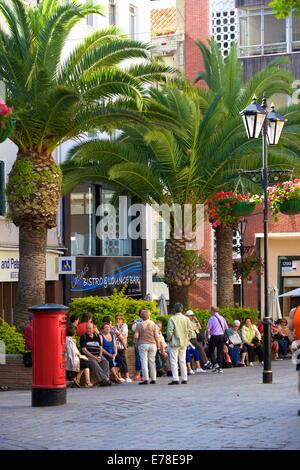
[0, 361, 299, 450]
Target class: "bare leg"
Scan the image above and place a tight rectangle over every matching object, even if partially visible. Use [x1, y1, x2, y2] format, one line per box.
[241, 352, 247, 364]
[83, 368, 93, 386]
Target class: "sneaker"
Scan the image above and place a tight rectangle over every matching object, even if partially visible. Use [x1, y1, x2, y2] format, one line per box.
[133, 374, 142, 381]
[150, 380, 156, 384]
[125, 378, 132, 383]
[212, 364, 219, 372]
[168, 381, 180, 385]
[218, 368, 224, 374]
[274, 357, 283, 361]
[138, 380, 149, 385]
[204, 361, 213, 370]
[196, 368, 206, 373]
[181, 380, 188, 384]
[119, 378, 126, 383]
[188, 369, 195, 375]
[249, 362, 254, 367]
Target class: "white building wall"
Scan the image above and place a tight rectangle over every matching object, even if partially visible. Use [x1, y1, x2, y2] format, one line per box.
[211, 0, 238, 57]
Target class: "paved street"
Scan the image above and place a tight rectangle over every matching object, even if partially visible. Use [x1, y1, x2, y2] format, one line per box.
[0, 361, 299, 450]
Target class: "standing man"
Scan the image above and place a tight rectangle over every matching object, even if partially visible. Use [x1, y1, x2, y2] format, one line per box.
[205, 306, 228, 373]
[288, 306, 300, 416]
[167, 303, 194, 385]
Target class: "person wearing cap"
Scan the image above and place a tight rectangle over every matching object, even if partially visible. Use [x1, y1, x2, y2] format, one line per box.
[227, 320, 247, 367]
[185, 310, 212, 371]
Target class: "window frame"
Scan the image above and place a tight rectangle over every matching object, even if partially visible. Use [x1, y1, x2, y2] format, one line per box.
[238, 7, 289, 58]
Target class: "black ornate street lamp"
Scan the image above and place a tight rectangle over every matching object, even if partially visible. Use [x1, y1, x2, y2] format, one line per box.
[240, 95, 286, 384]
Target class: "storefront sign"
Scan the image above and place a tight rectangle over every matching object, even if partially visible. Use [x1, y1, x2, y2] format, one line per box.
[282, 260, 297, 273]
[0, 250, 59, 282]
[70, 256, 143, 297]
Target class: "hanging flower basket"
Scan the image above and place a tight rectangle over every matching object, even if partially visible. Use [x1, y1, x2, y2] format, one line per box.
[207, 192, 260, 228]
[0, 100, 14, 143]
[0, 117, 16, 143]
[231, 200, 256, 217]
[268, 179, 300, 219]
[279, 199, 300, 215]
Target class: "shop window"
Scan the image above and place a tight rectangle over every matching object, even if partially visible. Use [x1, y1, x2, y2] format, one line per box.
[70, 184, 96, 256]
[292, 14, 300, 51]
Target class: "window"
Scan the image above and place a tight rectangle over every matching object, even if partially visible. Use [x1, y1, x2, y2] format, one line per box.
[70, 184, 95, 256]
[86, 14, 95, 28]
[0, 161, 5, 216]
[109, 0, 116, 25]
[239, 8, 287, 57]
[101, 189, 132, 256]
[292, 14, 300, 51]
[264, 14, 286, 54]
[129, 5, 137, 40]
[240, 13, 261, 56]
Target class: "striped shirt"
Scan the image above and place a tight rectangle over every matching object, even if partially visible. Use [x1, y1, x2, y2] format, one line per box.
[80, 333, 102, 356]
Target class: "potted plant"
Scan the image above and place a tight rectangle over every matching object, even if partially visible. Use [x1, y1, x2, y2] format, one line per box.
[0, 99, 15, 143]
[268, 179, 300, 219]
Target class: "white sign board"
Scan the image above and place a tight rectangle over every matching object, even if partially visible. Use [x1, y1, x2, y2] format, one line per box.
[58, 256, 76, 275]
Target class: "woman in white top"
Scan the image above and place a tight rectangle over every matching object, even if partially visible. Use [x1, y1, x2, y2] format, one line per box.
[66, 324, 93, 387]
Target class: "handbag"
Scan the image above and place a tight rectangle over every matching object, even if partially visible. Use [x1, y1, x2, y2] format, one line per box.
[229, 334, 242, 346]
[214, 315, 229, 343]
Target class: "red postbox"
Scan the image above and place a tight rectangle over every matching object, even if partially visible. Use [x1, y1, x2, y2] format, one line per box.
[30, 304, 69, 407]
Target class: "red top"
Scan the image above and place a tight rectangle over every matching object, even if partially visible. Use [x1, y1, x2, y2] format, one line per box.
[294, 306, 300, 341]
[24, 323, 33, 350]
[77, 322, 88, 337]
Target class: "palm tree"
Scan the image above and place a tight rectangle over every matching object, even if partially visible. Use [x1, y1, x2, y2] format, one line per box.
[0, 0, 173, 326]
[194, 39, 300, 308]
[62, 72, 300, 309]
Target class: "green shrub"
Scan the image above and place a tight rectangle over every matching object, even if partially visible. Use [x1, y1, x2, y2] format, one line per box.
[156, 308, 259, 334]
[69, 290, 160, 334]
[193, 307, 259, 331]
[0, 319, 25, 354]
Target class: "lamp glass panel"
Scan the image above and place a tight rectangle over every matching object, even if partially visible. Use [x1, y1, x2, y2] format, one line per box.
[254, 112, 266, 138]
[242, 114, 255, 138]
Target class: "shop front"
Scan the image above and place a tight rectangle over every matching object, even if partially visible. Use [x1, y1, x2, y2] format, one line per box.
[0, 249, 62, 324]
[65, 256, 143, 302]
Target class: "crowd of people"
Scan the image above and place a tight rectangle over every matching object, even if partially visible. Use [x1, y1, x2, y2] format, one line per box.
[62, 304, 297, 388]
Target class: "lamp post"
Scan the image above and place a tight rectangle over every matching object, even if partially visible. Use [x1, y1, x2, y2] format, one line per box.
[240, 95, 286, 384]
[239, 218, 248, 308]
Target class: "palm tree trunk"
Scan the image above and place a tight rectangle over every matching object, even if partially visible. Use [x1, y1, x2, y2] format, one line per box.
[168, 285, 189, 311]
[7, 150, 62, 327]
[216, 225, 234, 308]
[15, 225, 48, 327]
[164, 235, 199, 311]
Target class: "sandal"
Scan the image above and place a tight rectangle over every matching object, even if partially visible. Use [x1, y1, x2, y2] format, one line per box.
[73, 378, 81, 388]
[84, 382, 93, 388]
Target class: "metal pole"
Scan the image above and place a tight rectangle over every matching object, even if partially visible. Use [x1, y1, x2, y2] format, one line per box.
[262, 96, 272, 384]
[240, 239, 244, 308]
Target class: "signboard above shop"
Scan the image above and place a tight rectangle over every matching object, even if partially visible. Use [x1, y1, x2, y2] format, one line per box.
[69, 256, 143, 298]
[0, 250, 59, 282]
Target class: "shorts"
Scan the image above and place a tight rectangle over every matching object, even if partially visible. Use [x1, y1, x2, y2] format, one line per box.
[296, 351, 300, 371]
